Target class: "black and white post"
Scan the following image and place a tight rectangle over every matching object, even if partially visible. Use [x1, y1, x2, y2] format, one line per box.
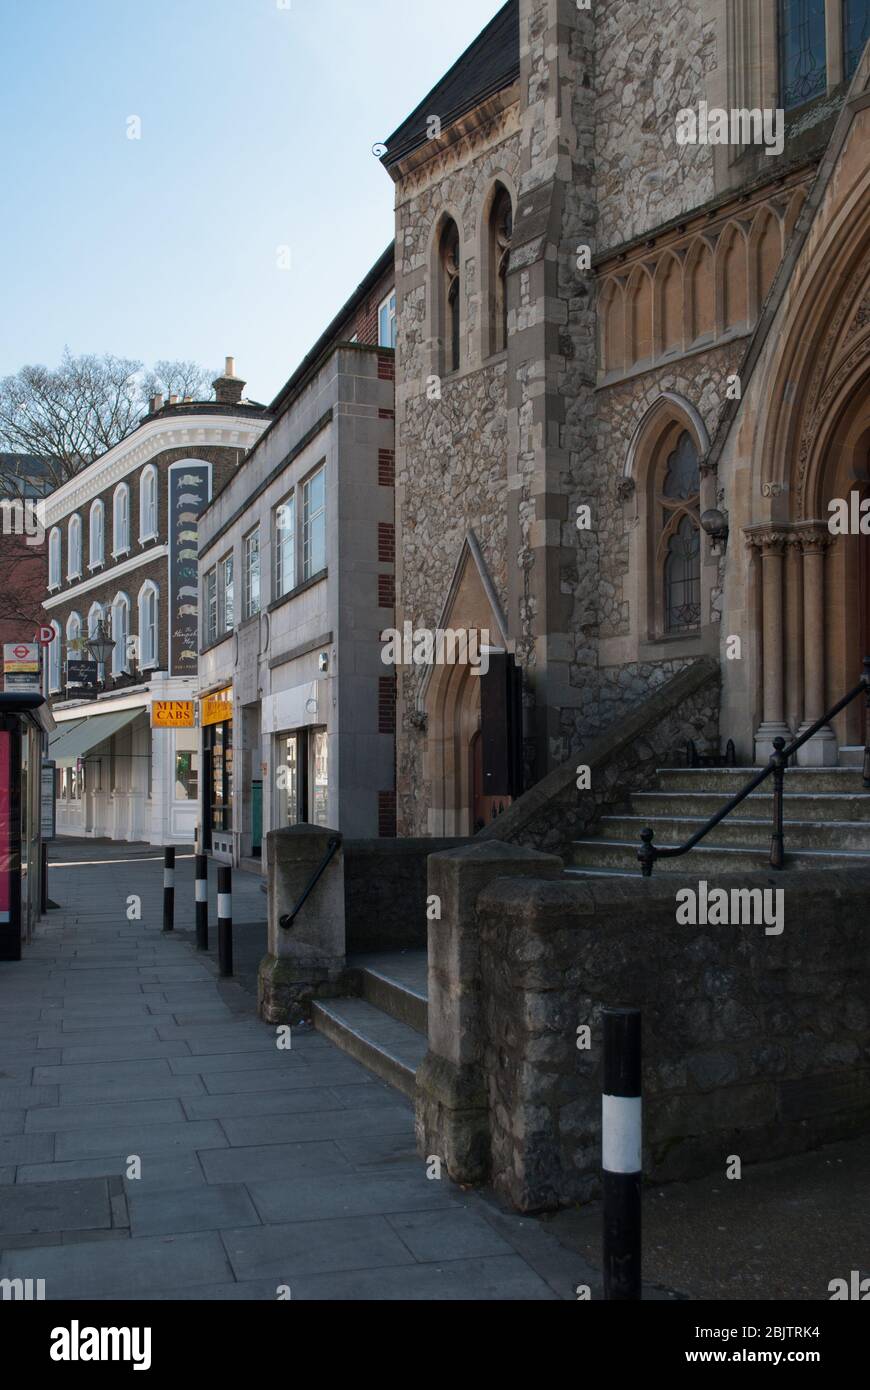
[217, 864, 233, 978]
[162, 846, 175, 933]
[602, 1006, 642, 1300]
[195, 853, 208, 951]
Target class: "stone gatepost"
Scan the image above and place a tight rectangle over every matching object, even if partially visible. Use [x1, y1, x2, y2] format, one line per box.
[416, 840, 563, 1185]
[258, 825, 346, 1024]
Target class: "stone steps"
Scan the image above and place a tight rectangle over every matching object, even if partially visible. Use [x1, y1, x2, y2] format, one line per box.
[569, 838, 870, 874]
[633, 790, 870, 822]
[595, 813, 870, 852]
[312, 952, 428, 1099]
[656, 766, 867, 794]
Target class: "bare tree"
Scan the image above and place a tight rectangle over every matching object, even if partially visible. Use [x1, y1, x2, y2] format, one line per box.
[141, 359, 218, 403]
[0, 350, 218, 492]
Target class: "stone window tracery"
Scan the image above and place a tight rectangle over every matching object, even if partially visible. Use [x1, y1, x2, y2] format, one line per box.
[440, 219, 461, 374]
[657, 430, 702, 634]
[488, 185, 513, 356]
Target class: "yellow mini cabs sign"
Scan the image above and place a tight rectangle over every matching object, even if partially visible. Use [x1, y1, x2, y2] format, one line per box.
[152, 701, 196, 729]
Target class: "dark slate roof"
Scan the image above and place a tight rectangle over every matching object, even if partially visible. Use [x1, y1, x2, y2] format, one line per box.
[380, 0, 519, 170]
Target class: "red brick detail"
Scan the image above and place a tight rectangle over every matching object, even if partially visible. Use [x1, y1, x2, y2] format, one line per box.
[378, 449, 395, 488]
[378, 674, 396, 734]
[377, 522, 395, 563]
[377, 573, 395, 609]
[378, 790, 397, 838]
[377, 354, 394, 381]
[378, 407, 395, 420]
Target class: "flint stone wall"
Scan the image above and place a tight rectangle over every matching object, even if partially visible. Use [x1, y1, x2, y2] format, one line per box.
[475, 867, 870, 1212]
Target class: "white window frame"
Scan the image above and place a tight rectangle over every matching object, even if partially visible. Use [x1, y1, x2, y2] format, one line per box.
[138, 580, 159, 670]
[66, 611, 83, 662]
[203, 567, 218, 646]
[48, 527, 61, 588]
[87, 601, 105, 640]
[243, 527, 261, 619]
[220, 552, 234, 634]
[113, 482, 130, 557]
[111, 592, 131, 676]
[67, 514, 82, 580]
[274, 493, 296, 599]
[139, 464, 158, 543]
[378, 289, 397, 348]
[88, 499, 105, 569]
[302, 467, 326, 581]
[47, 621, 61, 693]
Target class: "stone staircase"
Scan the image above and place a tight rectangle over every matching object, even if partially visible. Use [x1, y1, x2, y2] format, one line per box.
[569, 765, 870, 877]
[312, 951, 428, 1099]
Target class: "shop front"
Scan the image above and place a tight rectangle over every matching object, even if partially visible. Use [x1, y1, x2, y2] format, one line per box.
[0, 692, 55, 961]
[201, 685, 233, 858]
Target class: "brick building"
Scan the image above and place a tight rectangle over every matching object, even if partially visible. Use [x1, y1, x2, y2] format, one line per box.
[40, 369, 268, 843]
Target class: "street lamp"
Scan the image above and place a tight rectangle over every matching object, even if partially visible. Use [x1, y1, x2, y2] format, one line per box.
[85, 619, 115, 688]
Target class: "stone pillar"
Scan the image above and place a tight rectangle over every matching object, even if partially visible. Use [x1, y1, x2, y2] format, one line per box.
[749, 529, 791, 761]
[415, 840, 562, 1185]
[796, 528, 837, 765]
[258, 825, 346, 1024]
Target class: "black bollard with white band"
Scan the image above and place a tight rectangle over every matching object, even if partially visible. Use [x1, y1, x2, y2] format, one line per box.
[162, 847, 175, 933]
[217, 864, 233, 977]
[195, 853, 208, 951]
[602, 1006, 642, 1300]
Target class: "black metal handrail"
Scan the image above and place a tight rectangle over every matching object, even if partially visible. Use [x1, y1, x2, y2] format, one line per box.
[279, 836, 340, 928]
[638, 658, 870, 876]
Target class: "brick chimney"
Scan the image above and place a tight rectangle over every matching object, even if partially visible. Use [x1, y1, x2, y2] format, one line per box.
[212, 356, 245, 405]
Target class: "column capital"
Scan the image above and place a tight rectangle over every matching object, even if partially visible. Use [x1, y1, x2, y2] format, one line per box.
[744, 526, 788, 554]
[793, 523, 834, 555]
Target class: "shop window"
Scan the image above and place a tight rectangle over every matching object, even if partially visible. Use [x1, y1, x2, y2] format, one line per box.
[280, 727, 328, 827]
[302, 469, 326, 580]
[175, 728, 199, 801]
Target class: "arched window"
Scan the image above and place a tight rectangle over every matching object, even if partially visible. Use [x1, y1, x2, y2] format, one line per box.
[657, 431, 702, 634]
[113, 482, 130, 556]
[439, 219, 461, 374]
[778, 0, 827, 109]
[139, 464, 158, 542]
[46, 621, 61, 694]
[89, 499, 105, 568]
[67, 514, 82, 579]
[138, 580, 159, 670]
[66, 611, 83, 660]
[87, 601, 105, 639]
[48, 527, 61, 587]
[488, 185, 513, 356]
[111, 592, 130, 676]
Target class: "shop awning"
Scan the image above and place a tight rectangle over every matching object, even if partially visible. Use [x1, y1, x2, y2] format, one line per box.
[49, 708, 143, 768]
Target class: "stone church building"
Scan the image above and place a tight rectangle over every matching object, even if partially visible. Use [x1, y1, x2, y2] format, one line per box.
[378, 0, 870, 837]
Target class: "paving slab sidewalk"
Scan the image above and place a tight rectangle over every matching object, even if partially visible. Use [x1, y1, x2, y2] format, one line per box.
[0, 842, 591, 1301]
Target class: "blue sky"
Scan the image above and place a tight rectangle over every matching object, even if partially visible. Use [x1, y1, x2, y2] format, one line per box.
[0, 0, 505, 404]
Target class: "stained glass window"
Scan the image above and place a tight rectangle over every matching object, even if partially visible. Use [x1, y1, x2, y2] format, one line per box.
[662, 430, 701, 501]
[779, 1, 827, 109]
[665, 515, 702, 634]
[844, 0, 870, 78]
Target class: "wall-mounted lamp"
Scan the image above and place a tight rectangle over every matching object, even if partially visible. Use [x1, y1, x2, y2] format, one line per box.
[700, 508, 729, 555]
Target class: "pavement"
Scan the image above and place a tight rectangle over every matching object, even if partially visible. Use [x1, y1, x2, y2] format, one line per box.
[1, 838, 865, 1302]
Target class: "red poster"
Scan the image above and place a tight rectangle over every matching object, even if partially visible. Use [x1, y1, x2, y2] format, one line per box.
[0, 732, 10, 924]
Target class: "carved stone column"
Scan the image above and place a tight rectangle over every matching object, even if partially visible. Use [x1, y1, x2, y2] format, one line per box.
[748, 529, 791, 761]
[796, 527, 838, 765]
